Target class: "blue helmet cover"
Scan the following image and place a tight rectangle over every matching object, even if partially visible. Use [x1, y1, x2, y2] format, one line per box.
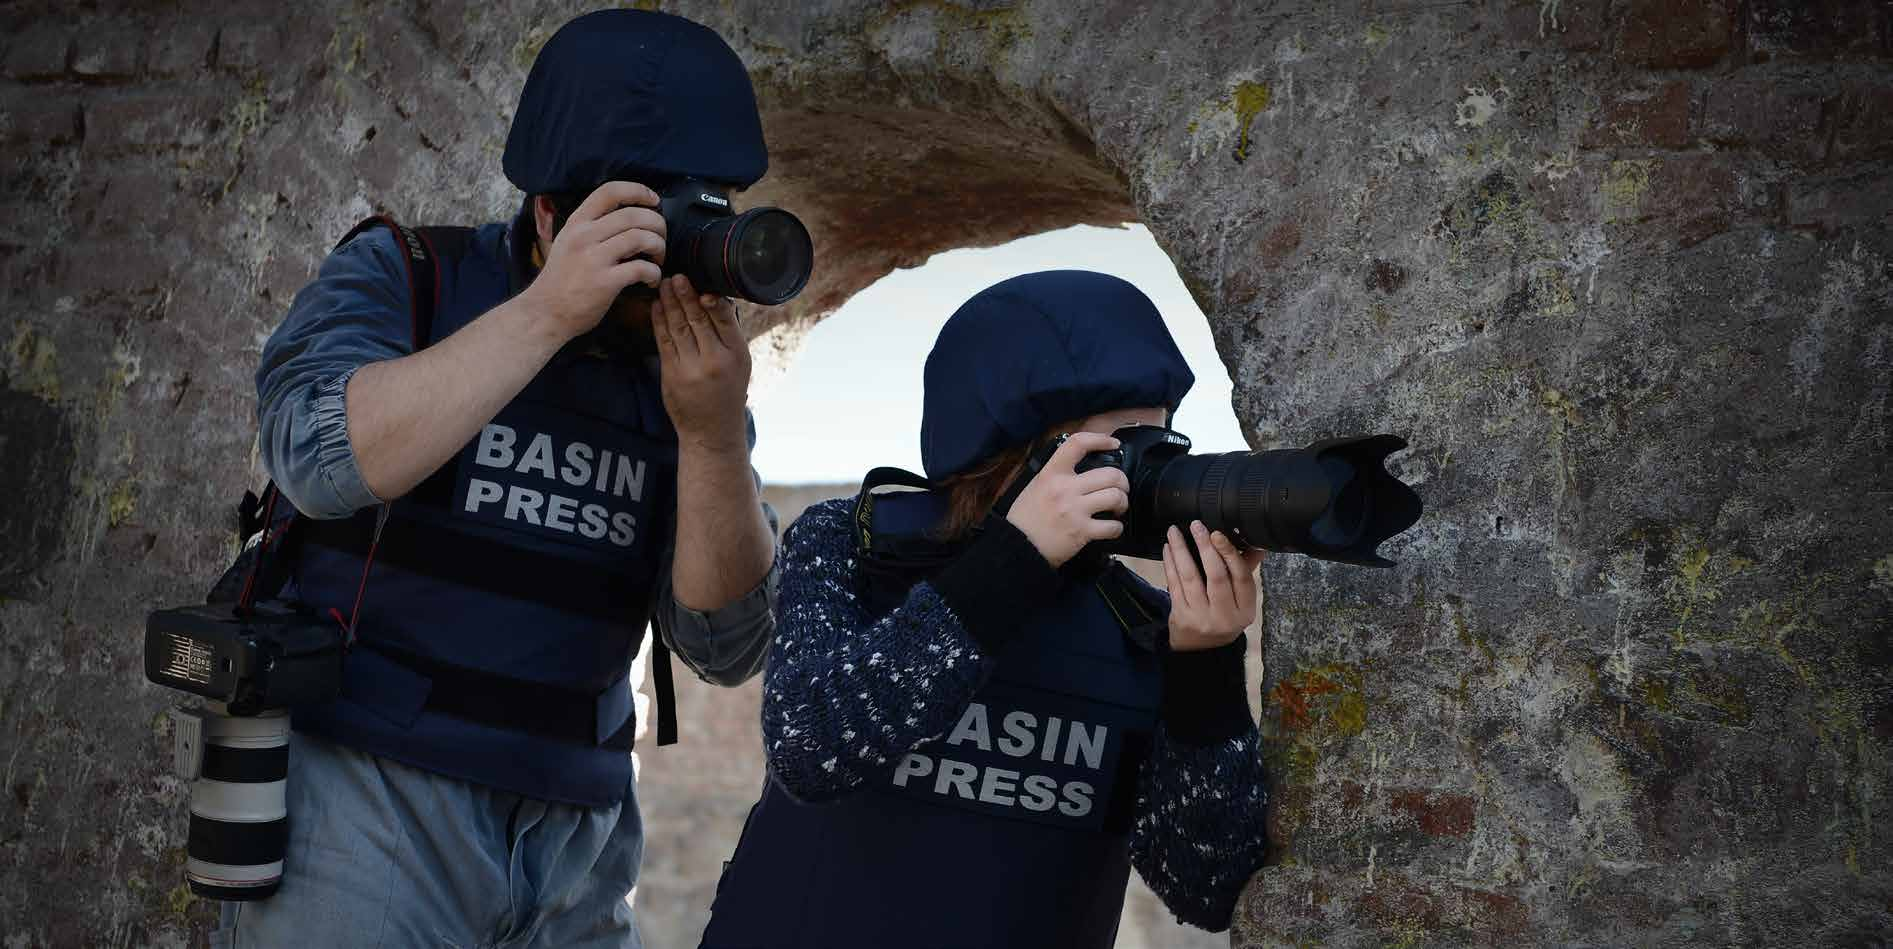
[504, 9, 768, 193]
[921, 270, 1196, 481]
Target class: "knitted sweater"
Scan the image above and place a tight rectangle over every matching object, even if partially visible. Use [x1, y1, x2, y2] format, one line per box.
[760, 497, 1271, 932]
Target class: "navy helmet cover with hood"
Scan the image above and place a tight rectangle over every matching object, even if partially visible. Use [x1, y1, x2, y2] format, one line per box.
[920, 270, 1195, 482]
[504, 9, 768, 194]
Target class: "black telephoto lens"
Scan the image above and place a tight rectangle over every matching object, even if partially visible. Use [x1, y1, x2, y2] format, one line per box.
[1146, 434, 1421, 567]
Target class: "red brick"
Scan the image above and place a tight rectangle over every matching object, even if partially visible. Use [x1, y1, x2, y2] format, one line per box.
[1, 98, 83, 146]
[5, 24, 70, 81]
[71, 25, 143, 80]
[1617, 0, 1736, 69]
[1699, 74, 1827, 161]
[1747, 0, 1883, 61]
[1644, 155, 1742, 247]
[1832, 83, 1893, 159]
[1583, 81, 1692, 150]
[1389, 789, 1477, 836]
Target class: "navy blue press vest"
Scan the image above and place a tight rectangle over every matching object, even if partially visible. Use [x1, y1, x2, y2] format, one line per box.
[287, 216, 675, 807]
[702, 488, 1164, 949]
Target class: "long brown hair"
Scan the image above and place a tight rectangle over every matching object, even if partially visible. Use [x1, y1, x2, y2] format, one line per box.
[932, 421, 1078, 541]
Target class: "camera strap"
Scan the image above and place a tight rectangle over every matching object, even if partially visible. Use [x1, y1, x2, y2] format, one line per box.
[339, 504, 392, 647]
[235, 485, 281, 611]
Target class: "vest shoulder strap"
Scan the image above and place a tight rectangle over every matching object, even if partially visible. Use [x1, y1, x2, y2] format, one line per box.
[332, 215, 475, 350]
[851, 466, 936, 558]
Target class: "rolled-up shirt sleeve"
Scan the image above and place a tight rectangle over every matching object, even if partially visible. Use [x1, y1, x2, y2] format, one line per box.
[254, 228, 413, 519]
[650, 408, 779, 687]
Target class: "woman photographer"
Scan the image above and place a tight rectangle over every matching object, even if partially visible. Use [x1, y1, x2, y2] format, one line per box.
[700, 270, 1270, 948]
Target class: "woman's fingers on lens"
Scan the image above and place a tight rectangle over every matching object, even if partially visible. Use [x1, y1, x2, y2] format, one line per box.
[1168, 525, 1201, 582]
[1167, 527, 1202, 610]
[1194, 521, 1232, 593]
[1212, 531, 1253, 610]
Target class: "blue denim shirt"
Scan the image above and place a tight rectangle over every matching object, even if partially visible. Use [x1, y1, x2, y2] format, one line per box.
[255, 222, 776, 686]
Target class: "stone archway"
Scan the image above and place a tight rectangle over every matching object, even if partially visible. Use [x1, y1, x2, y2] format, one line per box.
[2, 1, 1889, 945]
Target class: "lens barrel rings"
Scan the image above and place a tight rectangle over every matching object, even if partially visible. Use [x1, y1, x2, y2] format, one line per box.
[184, 709, 290, 901]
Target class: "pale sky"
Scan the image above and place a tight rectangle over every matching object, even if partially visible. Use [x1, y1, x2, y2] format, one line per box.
[747, 224, 1248, 485]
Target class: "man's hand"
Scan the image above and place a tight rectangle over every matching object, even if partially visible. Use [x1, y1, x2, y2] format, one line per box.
[1005, 432, 1131, 568]
[525, 181, 668, 341]
[1162, 521, 1266, 651]
[652, 273, 751, 449]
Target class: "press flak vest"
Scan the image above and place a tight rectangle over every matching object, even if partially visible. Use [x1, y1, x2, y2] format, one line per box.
[286, 219, 675, 808]
[701, 489, 1163, 949]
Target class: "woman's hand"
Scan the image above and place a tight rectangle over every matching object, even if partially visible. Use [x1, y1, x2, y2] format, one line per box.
[1162, 521, 1266, 651]
[1005, 432, 1130, 568]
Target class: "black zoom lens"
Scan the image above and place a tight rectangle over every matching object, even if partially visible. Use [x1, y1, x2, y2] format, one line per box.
[1139, 433, 1422, 567]
[684, 208, 813, 305]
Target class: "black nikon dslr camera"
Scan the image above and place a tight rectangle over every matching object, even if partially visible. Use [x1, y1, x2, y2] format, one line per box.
[143, 493, 345, 901]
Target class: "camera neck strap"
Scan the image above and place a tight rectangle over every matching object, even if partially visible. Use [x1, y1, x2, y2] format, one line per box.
[234, 485, 282, 612]
[338, 504, 392, 647]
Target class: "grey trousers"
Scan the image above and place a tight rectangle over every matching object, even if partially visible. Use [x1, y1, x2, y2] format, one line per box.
[210, 731, 643, 949]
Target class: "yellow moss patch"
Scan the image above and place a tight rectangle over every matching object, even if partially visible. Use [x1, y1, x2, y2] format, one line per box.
[1603, 159, 1654, 223]
[1640, 677, 1670, 711]
[166, 883, 194, 918]
[8, 325, 61, 401]
[108, 481, 137, 528]
[1539, 387, 1580, 426]
[1230, 80, 1271, 162]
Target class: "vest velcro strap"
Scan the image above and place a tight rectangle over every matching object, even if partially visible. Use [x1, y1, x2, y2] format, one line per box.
[300, 513, 642, 623]
[352, 641, 634, 749]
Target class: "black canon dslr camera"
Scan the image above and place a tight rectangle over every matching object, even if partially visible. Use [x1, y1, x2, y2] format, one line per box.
[1022, 425, 1423, 566]
[555, 177, 814, 306]
[654, 178, 813, 305]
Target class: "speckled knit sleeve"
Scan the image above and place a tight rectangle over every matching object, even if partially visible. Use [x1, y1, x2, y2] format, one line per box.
[1130, 638, 1272, 932]
[760, 498, 1060, 802]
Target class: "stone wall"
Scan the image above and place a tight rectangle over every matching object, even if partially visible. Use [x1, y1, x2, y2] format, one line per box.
[2, 1, 1889, 946]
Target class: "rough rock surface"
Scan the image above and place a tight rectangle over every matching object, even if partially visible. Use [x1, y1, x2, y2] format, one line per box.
[1, 1, 1889, 946]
